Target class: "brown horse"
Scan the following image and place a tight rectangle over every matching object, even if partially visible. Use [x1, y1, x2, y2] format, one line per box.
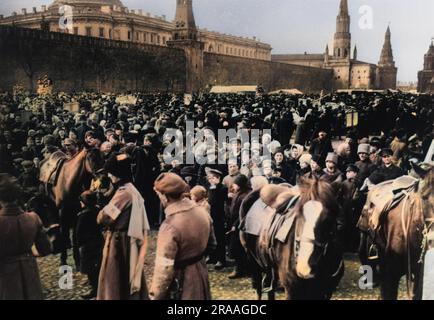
[362, 165, 434, 300]
[241, 178, 344, 300]
[41, 147, 104, 265]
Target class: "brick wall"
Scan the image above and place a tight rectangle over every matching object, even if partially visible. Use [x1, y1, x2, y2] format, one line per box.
[0, 26, 186, 93]
[203, 52, 333, 93]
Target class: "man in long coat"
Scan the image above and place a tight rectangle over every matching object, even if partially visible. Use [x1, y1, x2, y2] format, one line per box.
[150, 173, 212, 300]
[97, 154, 150, 300]
[0, 174, 52, 300]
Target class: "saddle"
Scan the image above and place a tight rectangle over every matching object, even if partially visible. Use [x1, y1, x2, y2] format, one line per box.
[244, 199, 275, 236]
[365, 176, 419, 230]
[39, 150, 67, 186]
[257, 195, 300, 270]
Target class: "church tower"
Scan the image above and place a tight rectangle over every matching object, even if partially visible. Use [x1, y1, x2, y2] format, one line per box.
[174, 0, 197, 41]
[376, 26, 397, 89]
[378, 26, 395, 68]
[324, 0, 352, 89]
[333, 0, 351, 60]
[417, 39, 434, 93]
[168, 0, 204, 93]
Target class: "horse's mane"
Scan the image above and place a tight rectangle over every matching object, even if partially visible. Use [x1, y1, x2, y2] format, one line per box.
[419, 167, 434, 200]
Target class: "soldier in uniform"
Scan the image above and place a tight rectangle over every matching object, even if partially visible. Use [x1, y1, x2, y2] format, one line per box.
[321, 153, 344, 184]
[341, 164, 360, 252]
[150, 173, 212, 300]
[368, 148, 405, 185]
[355, 143, 377, 188]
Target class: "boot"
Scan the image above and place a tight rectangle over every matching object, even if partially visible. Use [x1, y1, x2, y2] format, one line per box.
[214, 261, 226, 271]
[228, 270, 245, 279]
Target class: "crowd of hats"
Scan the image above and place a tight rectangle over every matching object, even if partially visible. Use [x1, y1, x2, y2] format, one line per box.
[0, 90, 432, 188]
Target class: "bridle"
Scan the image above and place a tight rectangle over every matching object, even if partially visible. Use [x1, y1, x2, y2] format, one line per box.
[293, 200, 331, 261]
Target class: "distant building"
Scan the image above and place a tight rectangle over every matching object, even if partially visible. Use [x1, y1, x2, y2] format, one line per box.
[0, 0, 272, 61]
[272, 0, 397, 90]
[418, 40, 434, 93]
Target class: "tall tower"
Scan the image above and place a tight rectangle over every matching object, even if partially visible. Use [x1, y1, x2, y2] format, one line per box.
[376, 26, 397, 89]
[168, 0, 204, 93]
[378, 26, 395, 68]
[333, 0, 351, 60]
[417, 39, 434, 93]
[174, 0, 197, 40]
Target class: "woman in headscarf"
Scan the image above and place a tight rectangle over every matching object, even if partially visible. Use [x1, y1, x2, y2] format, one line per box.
[97, 153, 150, 300]
[0, 174, 52, 300]
[286, 144, 304, 185]
[273, 148, 292, 183]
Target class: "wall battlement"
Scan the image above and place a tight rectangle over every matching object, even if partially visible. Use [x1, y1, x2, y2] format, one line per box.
[0, 25, 183, 55]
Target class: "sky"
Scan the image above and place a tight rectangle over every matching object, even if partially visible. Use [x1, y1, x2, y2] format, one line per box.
[1, 0, 433, 83]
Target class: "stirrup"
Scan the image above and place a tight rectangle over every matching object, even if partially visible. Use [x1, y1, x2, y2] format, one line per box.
[368, 244, 379, 260]
[261, 271, 275, 293]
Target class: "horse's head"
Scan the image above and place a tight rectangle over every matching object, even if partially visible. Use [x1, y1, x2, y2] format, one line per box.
[84, 147, 105, 176]
[295, 178, 338, 279]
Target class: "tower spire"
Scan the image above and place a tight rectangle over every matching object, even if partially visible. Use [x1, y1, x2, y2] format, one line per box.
[353, 44, 357, 60]
[339, 0, 349, 16]
[378, 25, 395, 67]
[174, 0, 197, 40]
[333, 0, 351, 59]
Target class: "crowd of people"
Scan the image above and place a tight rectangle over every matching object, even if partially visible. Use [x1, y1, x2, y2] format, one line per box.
[0, 90, 433, 300]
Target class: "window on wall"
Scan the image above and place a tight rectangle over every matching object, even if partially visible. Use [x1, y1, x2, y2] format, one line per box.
[86, 27, 92, 37]
[128, 31, 131, 40]
[109, 29, 112, 39]
[73, 27, 78, 35]
[99, 27, 104, 38]
[136, 32, 139, 41]
[157, 35, 161, 44]
[114, 30, 120, 40]
[163, 36, 166, 44]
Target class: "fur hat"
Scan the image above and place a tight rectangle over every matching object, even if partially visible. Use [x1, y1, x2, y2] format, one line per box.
[357, 143, 370, 154]
[325, 152, 338, 164]
[233, 174, 250, 190]
[190, 185, 207, 202]
[103, 153, 132, 181]
[154, 172, 189, 196]
[346, 164, 359, 173]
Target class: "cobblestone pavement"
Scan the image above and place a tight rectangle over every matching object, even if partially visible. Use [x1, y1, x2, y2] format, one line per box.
[38, 231, 407, 300]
